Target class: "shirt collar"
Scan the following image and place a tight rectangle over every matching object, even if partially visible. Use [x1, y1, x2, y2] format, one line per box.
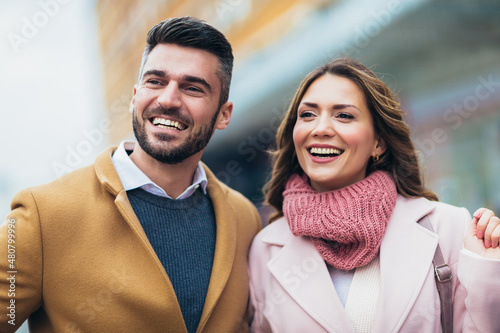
[112, 141, 208, 199]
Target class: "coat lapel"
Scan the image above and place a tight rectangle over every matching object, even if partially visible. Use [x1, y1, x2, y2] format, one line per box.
[95, 148, 169, 264]
[265, 220, 355, 332]
[95, 147, 171, 260]
[373, 195, 437, 332]
[197, 165, 237, 327]
[94, 147, 186, 331]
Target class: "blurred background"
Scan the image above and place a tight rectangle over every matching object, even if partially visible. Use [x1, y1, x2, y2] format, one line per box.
[2, 0, 500, 215]
[1, 0, 499, 331]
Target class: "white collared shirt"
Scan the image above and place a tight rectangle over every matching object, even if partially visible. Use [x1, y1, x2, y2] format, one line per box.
[112, 141, 208, 199]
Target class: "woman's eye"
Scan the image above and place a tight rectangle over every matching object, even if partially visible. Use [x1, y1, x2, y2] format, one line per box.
[337, 113, 354, 119]
[299, 111, 314, 118]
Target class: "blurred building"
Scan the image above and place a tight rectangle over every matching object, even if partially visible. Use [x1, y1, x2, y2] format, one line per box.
[95, 0, 500, 222]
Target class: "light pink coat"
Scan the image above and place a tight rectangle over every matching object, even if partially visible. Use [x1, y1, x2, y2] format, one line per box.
[248, 195, 500, 332]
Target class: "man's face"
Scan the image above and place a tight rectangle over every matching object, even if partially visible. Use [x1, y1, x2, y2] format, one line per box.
[131, 43, 231, 164]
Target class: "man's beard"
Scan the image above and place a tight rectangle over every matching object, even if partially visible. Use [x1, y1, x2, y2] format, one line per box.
[133, 105, 219, 164]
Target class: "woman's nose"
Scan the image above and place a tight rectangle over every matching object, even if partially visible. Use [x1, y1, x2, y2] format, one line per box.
[311, 117, 335, 137]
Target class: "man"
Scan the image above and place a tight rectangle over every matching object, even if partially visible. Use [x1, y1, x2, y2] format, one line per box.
[0, 17, 261, 333]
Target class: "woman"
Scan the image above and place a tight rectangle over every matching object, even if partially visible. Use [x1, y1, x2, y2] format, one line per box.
[248, 58, 500, 332]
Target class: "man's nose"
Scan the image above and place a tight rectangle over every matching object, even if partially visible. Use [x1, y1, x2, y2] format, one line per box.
[157, 83, 182, 109]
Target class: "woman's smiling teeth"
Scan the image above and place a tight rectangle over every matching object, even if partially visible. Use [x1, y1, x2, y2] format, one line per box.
[152, 117, 186, 131]
[310, 147, 343, 157]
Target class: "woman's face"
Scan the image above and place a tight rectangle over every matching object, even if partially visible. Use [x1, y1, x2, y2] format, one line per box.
[293, 74, 385, 192]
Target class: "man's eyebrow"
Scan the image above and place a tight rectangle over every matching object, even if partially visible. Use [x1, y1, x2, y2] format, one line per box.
[184, 75, 212, 93]
[142, 69, 166, 78]
[141, 71, 212, 93]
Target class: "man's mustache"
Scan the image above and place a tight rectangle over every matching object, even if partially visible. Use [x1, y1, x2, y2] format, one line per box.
[142, 105, 192, 126]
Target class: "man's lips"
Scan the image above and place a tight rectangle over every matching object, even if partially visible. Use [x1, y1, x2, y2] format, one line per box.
[150, 116, 187, 131]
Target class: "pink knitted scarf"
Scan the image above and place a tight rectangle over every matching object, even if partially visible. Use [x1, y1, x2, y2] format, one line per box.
[283, 170, 397, 270]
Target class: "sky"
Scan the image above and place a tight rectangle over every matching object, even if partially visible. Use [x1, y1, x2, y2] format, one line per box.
[0, 0, 106, 221]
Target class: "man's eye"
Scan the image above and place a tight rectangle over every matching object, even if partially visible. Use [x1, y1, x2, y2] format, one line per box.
[145, 79, 162, 86]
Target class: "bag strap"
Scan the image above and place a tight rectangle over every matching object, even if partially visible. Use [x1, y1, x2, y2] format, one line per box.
[417, 215, 453, 333]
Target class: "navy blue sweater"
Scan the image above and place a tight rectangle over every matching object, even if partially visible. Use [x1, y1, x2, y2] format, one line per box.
[127, 188, 216, 333]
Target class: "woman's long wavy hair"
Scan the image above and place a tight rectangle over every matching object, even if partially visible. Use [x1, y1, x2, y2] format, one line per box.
[264, 58, 438, 222]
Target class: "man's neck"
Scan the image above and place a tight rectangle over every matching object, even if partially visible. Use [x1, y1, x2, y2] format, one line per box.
[129, 145, 201, 199]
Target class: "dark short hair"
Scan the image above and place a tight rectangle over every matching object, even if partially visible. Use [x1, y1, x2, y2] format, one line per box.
[138, 16, 234, 109]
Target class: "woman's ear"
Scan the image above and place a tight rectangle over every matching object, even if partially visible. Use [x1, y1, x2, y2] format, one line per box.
[373, 137, 387, 156]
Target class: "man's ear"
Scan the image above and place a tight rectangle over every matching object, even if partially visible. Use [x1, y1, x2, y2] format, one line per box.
[215, 101, 233, 130]
[129, 85, 138, 114]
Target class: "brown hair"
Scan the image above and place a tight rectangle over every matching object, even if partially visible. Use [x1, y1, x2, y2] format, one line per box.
[264, 58, 438, 222]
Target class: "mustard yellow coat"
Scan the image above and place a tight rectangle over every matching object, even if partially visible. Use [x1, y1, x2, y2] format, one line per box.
[0, 147, 261, 333]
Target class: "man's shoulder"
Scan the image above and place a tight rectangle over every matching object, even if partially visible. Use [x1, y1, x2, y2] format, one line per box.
[222, 182, 254, 206]
[202, 163, 255, 208]
[29, 164, 95, 195]
[212, 178, 258, 215]
[8, 163, 100, 221]
[203, 165, 261, 232]
[20, 147, 117, 201]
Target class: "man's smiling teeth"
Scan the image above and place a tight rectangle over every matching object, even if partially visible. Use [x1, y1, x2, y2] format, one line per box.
[152, 117, 185, 130]
[310, 147, 343, 156]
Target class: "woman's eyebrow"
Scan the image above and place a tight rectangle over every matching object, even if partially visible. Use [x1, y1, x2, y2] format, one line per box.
[299, 102, 318, 108]
[299, 102, 360, 111]
[333, 104, 360, 111]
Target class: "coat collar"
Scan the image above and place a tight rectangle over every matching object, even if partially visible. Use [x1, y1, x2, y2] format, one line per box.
[265, 219, 355, 332]
[374, 195, 437, 332]
[94, 147, 186, 329]
[263, 195, 438, 332]
[93, 147, 238, 332]
[94, 147, 154, 247]
[197, 164, 238, 330]
[94, 146, 124, 196]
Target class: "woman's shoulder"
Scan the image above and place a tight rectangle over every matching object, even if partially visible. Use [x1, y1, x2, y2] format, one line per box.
[428, 197, 470, 214]
[248, 217, 292, 269]
[396, 195, 471, 236]
[252, 216, 292, 245]
[396, 195, 471, 219]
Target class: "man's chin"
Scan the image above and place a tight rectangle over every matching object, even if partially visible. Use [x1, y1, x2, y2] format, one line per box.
[152, 142, 201, 164]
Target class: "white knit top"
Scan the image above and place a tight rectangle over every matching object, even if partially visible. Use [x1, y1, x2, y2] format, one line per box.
[328, 256, 381, 332]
